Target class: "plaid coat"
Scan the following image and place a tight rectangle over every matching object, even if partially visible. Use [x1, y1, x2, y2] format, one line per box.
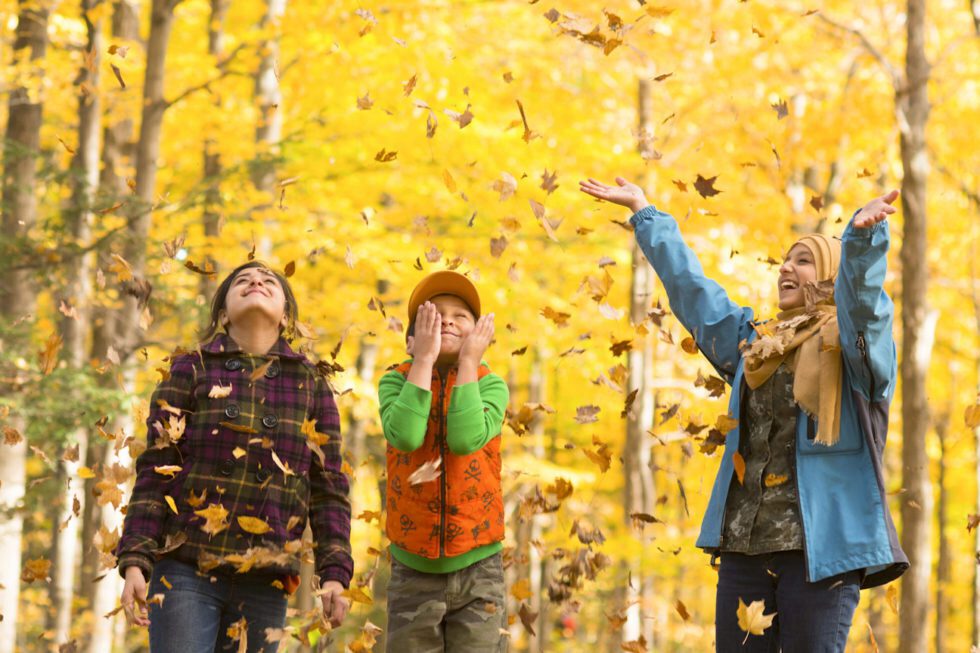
[116, 334, 353, 587]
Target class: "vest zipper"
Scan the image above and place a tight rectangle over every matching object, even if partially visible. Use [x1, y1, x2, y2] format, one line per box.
[856, 331, 877, 401]
[437, 370, 448, 558]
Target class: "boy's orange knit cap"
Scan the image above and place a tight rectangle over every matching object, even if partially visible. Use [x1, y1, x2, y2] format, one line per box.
[407, 271, 481, 323]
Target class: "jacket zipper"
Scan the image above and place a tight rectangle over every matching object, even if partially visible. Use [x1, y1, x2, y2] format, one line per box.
[856, 331, 877, 401]
[437, 370, 448, 558]
[718, 377, 750, 551]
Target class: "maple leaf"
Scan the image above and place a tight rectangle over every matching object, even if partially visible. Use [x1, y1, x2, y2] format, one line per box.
[693, 174, 721, 198]
[737, 598, 776, 643]
[810, 194, 824, 211]
[348, 621, 384, 652]
[195, 503, 230, 536]
[21, 557, 52, 583]
[4, 425, 24, 446]
[425, 246, 442, 263]
[771, 99, 788, 119]
[622, 636, 647, 652]
[541, 306, 571, 327]
[541, 169, 559, 194]
[584, 436, 613, 472]
[575, 405, 601, 424]
[732, 452, 746, 484]
[490, 235, 508, 258]
[356, 93, 373, 110]
[510, 578, 533, 602]
[609, 339, 633, 357]
[545, 477, 573, 501]
[408, 457, 442, 485]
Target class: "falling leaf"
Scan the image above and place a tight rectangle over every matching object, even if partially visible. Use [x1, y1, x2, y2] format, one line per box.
[283, 261, 295, 278]
[545, 477, 573, 500]
[965, 402, 980, 428]
[425, 246, 442, 263]
[226, 617, 248, 653]
[967, 514, 980, 533]
[408, 457, 442, 485]
[209, 384, 232, 398]
[248, 359, 275, 382]
[445, 104, 474, 128]
[109, 63, 126, 88]
[529, 199, 561, 241]
[737, 598, 776, 643]
[108, 44, 128, 57]
[195, 503, 230, 536]
[518, 602, 538, 636]
[885, 584, 899, 615]
[764, 474, 789, 487]
[271, 450, 294, 476]
[21, 558, 52, 583]
[858, 167, 874, 178]
[510, 578, 532, 602]
[356, 93, 373, 110]
[426, 111, 438, 138]
[732, 452, 746, 484]
[186, 488, 207, 509]
[715, 414, 739, 434]
[490, 235, 508, 258]
[357, 510, 381, 524]
[165, 495, 178, 514]
[154, 465, 182, 478]
[516, 99, 537, 142]
[622, 637, 648, 652]
[771, 99, 788, 119]
[584, 436, 612, 472]
[443, 169, 457, 193]
[752, 26, 765, 38]
[77, 466, 96, 479]
[403, 74, 417, 96]
[543, 8, 560, 22]
[348, 621, 384, 652]
[680, 337, 699, 354]
[541, 169, 559, 194]
[492, 172, 517, 201]
[341, 585, 373, 604]
[575, 405, 601, 424]
[374, 148, 397, 162]
[541, 306, 571, 327]
[646, 6, 675, 18]
[693, 174, 721, 198]
[810, 195, 824, 211]
[237, 516, 273, 535]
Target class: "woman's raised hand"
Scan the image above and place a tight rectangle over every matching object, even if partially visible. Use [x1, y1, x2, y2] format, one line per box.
[853, 189, 899, 229]
[579, 177, 650, 214]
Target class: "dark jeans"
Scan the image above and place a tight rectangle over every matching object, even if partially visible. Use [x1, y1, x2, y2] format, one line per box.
[715, 551, 860, 653]
[147, 557, 287, 653]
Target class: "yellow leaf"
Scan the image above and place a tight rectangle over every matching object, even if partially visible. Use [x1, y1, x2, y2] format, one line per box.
[443, 169, 457, 193]
[736, 598, 776, 643]
[187, 488, 207, 508]
[271, 450, 294, 476]
[161, 575, 172, 590]
[232, 447, 246, 459]
[764, 473, 788, 487]
[965, 402, 980, 429]
[342, 585, 373, 604]
[886, 584, 899, 615]
[237, 516, 272, 535]
[194, 503, 230, 535]
[154, 465, 182, 477]
[732, 452, 746, 485]
[715, 414, 739, 434]
[107, 253, 133, 282]
[209, 384, 233, 398]
[165, 495, 178, 514]
[510, 578, 532, 602]
[78, 466, 96, 479]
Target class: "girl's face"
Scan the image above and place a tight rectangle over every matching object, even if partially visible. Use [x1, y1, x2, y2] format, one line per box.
[221, 267, 287, 329]
[777, 244, 818, 310]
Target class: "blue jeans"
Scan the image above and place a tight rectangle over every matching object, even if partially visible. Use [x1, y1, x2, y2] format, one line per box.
[715, 551, 860, 653]
[147, 557, 288, 653]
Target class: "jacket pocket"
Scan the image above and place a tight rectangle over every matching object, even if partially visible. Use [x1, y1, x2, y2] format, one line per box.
[797, 413, 863, 455]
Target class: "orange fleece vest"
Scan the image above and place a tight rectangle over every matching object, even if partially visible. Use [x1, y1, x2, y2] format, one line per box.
[385, 362, 505, 559]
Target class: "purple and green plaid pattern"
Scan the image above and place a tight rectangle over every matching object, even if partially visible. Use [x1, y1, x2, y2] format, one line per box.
[116, 335, 353, 587]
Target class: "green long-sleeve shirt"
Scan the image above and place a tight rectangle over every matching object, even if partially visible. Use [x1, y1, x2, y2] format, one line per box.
[378, 361, 509, 572]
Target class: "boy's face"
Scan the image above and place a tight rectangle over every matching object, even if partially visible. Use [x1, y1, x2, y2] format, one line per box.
[430, 294, 475, 361]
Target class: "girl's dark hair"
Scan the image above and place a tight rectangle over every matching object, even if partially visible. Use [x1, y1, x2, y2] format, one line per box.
[201, 261, 299, 342]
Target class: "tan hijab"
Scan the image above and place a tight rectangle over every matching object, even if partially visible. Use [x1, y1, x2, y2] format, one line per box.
[742, 234, 843, 445]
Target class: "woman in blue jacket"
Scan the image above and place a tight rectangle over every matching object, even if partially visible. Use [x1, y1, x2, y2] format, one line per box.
[580, 177, 908, 652]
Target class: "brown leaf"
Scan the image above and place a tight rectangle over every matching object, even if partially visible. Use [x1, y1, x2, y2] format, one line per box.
[425, 246, 442, 263]
[809, 195, 824, 211]
[967, 514, 980, 533]
[403, 74, 417, 96]
[541, 306, 571, 327]
[426, 111, 438, 138]
[575, 405, 601, 424]
[516, 99, 537, 142]
[374, 148, 397, 162]
[249, 359, 275, 382]
[445, 104, 474, 128]
[693, 174, 721, 198]
[109, 63, 126, 88]
[21, 557, 52, 583]
[621, 389, 639, 418]
[964, 402, 980, 429]
[356, 93, 373, 110]
[490, 235, 508, 258]
[518, 602, 538, 636]
[609, 339, 633, 357]
[771, 99, 788, 119]
[283, 261, 295, 277]
[680, 337, 699, 354]
[541, 169, 559, 194]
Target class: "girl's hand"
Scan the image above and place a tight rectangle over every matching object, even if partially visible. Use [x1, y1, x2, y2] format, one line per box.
[853, 189, 899, 229]
[411, 302, 442, 363]
[579, 177, 650, 214]
[320, 580, 350, 628]
[121, 566, 149, 627]
[459, 313, 495, 365]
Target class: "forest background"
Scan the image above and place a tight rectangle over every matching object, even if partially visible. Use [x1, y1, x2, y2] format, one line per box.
[0, 0, 978, 651]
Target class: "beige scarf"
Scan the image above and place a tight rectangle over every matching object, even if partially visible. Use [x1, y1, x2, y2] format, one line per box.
[742, 234, 843, 446]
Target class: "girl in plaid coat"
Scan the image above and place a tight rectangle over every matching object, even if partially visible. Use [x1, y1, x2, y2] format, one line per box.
[117, 261, 353, 652]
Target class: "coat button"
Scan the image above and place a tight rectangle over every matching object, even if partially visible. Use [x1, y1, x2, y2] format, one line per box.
[219, 460, 235, 476]
[262, 414, 279, 428]
[264, 363, 280, 379]
[255, 468, 272, 483]
[224, 404, 240, 419]
[225, 358, 242, 371]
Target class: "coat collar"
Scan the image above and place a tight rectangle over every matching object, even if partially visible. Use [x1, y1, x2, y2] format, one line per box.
[201, 333, 306, 360]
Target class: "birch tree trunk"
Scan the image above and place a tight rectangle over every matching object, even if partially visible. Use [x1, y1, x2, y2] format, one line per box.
[897, 2, 935, 652]
[0, 3, 48, 650]
[200, 0, 228, 299]
[49, 1, 103, 643]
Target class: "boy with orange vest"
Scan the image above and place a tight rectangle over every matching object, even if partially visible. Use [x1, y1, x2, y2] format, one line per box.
[379, 271, 509, 652]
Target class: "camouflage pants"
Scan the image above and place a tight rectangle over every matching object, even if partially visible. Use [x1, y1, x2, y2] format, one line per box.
[386, 552, 508, 653]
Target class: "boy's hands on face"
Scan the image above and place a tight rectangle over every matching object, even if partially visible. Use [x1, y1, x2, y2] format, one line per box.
[459, 313, 495, 364]
[412, 302, 442, 363]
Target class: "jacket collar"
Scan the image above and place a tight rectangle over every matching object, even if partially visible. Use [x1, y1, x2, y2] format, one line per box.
[201, 333, 305, 360]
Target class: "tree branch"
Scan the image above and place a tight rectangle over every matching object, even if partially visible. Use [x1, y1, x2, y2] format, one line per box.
[163, 41, 249, 109]
[814, 11, 902, 89]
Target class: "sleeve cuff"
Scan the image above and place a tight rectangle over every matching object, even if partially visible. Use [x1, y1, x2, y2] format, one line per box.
[842, 211, 888, 240]
[318, 565, 352, 589]
[447, 381, 480, 413]
[117, 552, 154, 581]
[629, 204, 666, 227]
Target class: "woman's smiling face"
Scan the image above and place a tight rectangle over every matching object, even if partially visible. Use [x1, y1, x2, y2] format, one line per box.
[777, 243, 817, 310]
